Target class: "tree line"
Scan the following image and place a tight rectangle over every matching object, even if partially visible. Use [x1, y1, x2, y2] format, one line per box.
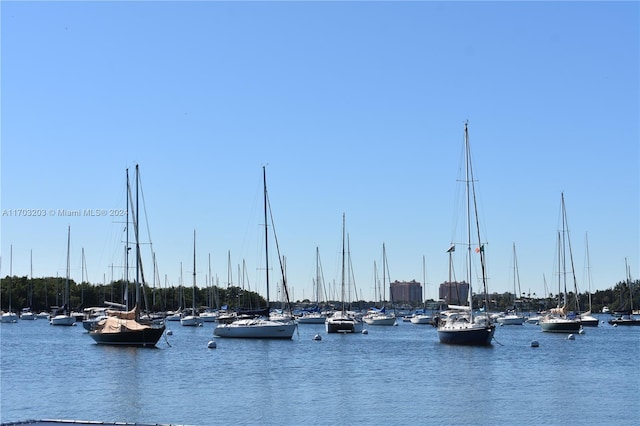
[1, 275, 638, 314]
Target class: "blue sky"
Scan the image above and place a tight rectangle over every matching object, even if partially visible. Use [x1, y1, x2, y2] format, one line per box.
[1, 1, 638, 304]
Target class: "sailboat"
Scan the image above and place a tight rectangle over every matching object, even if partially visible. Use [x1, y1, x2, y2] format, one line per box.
[1, 245, 19, 323]
[89, 164, 166, 346]
[50, 227, 76, 326]
[213, 167, 297, 339]
[496, 244, 526, 325]
[578, 233, 599, 326]
[325, 213, 364, 334]
[181, 230, 203, 327]
[363, 243, 396, 326]
[436, 122, 496, 345]
[608, 258, 640, 326]
[411, 255, 433, 324]
[539, 193, 582, 333]
[166, 264, 184, 321]
[20, 250, 37, 320]
[296, 247, 328, 324]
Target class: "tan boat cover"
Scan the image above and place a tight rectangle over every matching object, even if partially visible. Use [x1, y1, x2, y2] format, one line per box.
[95, 316, 150, 333]
[106, 307, 137, 320]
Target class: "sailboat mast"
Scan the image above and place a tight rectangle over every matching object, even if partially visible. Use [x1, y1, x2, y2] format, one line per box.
[464, 123, 473, 320]
[423, 255, 426, 308]
[467, 122, 489, 312]
[9, 245, 12, 312]
[341, 213, 346, 314]
[373, 261, 378, 304]
[557, 231, 562, 308]
[263, 166, 270, 309]
[135, 164, 141, 314]
[316, 247, 320, 305]
[29, 249, 33, 307]
[152, 252, 157, 307]
[208, 253, 212, 309]
[81, 247, 85, 306]
[562, 192, 580, 311]
[66, 226, 70, 315]
[125, 168, 130, 311]
[193, 229, 197, 312]
[382, 243, 386, 305]
[585, 233, 593, 311]
[560, 193, 569, 309]
[513, 244, 517, 306]
[626, 258, 633, 313]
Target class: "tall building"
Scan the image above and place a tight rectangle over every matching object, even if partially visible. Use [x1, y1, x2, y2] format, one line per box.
[438, 281, 469, 305]
[389, 280, 422, 304]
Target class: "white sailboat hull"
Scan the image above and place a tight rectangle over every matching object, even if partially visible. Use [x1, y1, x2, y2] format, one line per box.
[180, 315, 203, 326]
[50, 315, 76, 326]
[496, 314, 525, 325]
[325, 313, 363, 334]
[410, 314, 433, 324]
[296, 313, 327, 324]
[579, 312, 599, 327]
[363, 314, 396, 326]
[213, 318, 297, 339]
[1, 313, 19, 323]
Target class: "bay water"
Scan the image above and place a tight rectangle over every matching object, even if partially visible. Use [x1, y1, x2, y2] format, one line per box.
[1, 315, 638, 425]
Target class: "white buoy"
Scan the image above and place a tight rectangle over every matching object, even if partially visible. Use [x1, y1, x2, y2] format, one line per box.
[579, 328, 585, 334]
[531, 340, 539, 347]
[567, 334, 575, 340]
[207, 340, 217, 349]
[362, 329, 368, 334]
[313, 334, 322, 341]
[166, 330, 173, 336]
[613, 323, 618, 327]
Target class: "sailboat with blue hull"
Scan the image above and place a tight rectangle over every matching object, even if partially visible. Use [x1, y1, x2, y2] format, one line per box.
[436, 122, 495, 346]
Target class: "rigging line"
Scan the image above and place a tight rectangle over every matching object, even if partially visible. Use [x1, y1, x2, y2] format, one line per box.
[266, 186, 293, 313]
[467, 125, 489, 305]
[136, 168, 155, 251]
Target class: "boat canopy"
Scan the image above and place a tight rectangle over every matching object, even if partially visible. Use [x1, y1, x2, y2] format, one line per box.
[94, 316, 151, 333]
[106, 307, 137, 320]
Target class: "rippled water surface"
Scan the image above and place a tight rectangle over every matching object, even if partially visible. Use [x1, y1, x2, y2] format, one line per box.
[1, 316, 638, 425]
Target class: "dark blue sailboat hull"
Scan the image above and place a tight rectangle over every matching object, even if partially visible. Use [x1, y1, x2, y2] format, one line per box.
[438, 325, 495, 346]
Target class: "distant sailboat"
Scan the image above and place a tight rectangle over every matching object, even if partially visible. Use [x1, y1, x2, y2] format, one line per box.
[496, 244, 526, 325]
[296, 247, 328, 324]
[411, 255, 432, 324]
[20, 250, 37, 320]
[436, 122, 495, 345]
[181, 230, 203, 327]
[539, 193, 582, 333]
[579, 233, 599, 326]
[363, 243, 396, 326]
[325, 213, 363, 334]
[608, 258, 640, 326]
[1, 245, 18, 323]
[50, 227, 76, 326]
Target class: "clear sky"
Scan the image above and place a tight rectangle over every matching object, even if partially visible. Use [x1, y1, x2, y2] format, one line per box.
[1, 1, 638, 305]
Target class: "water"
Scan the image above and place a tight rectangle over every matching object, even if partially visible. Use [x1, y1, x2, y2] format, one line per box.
[1, 316, 638, 425]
